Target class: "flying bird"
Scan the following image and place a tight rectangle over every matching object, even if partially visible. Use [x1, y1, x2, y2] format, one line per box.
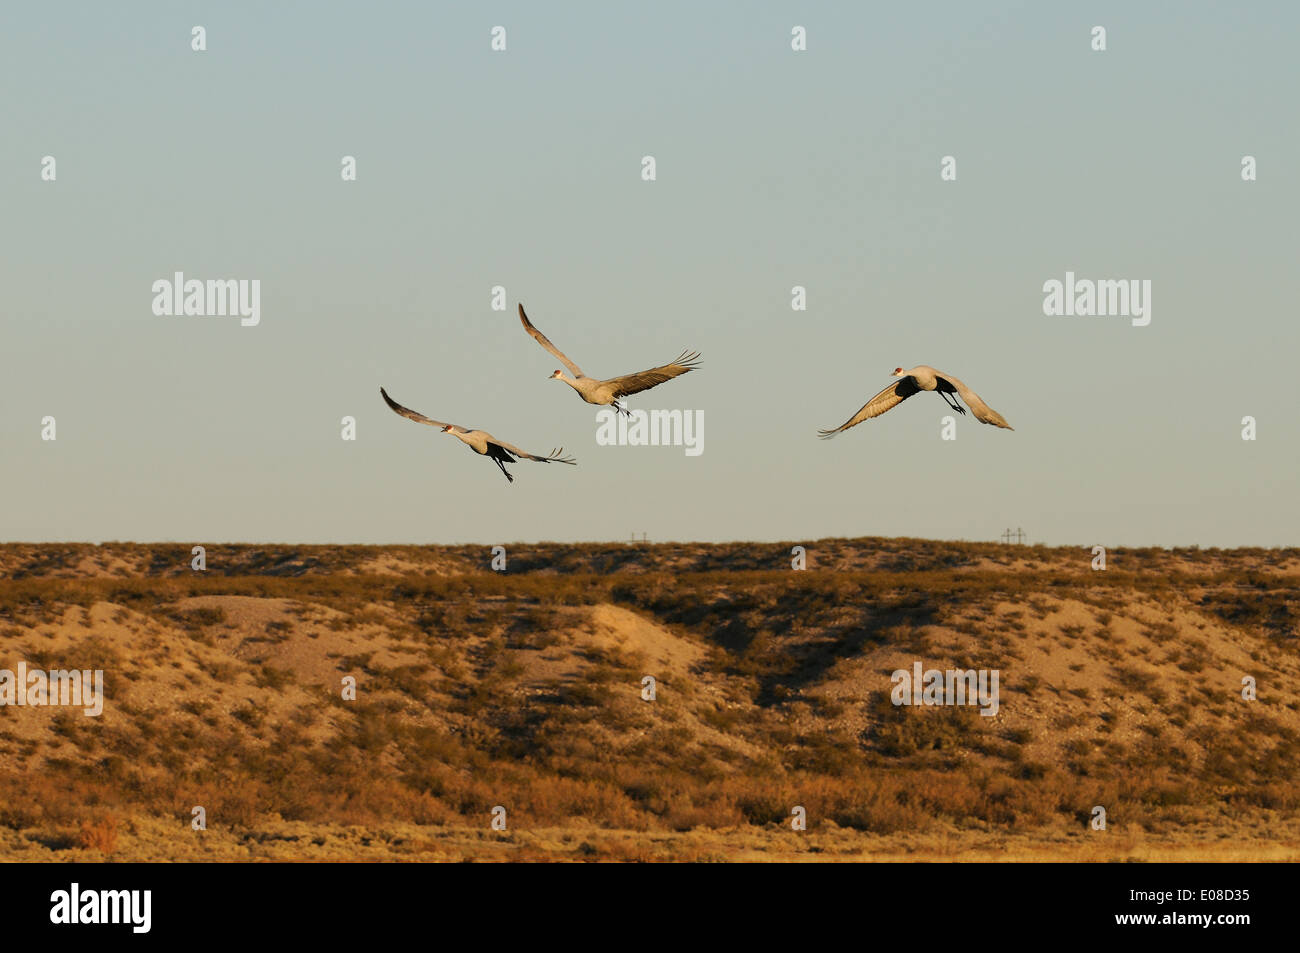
[518, 303, 700, 415]
[380, 387, 576, 483]
[818, 365, 1013, 437]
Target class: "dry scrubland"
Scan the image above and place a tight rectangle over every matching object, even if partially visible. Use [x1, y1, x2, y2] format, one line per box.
[1, 539, 1298, 862]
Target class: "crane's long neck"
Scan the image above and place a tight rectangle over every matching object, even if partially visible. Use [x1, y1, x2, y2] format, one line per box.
[556, 372, 580, 391]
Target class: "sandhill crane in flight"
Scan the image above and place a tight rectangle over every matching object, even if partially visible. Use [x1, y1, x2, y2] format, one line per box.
[518, 304, 700, 416]
[818, 365, 1014, 437]
[380, 387, 576, 483]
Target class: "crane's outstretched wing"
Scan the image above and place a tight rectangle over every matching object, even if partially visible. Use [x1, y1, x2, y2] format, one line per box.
[935, 372, 1014, 430]
[380, 387, 459, 429]
[487, 436, 577, 465]
[818, 377, 921, 438]
[604, 351, 701, 399]
[519, 304, 585, 378]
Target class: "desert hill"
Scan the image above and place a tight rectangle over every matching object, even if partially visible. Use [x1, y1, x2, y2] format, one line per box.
[1, 538, 1297, 861]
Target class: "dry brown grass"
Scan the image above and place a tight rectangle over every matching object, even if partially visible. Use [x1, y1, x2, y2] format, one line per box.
[75, 814, 119, 855]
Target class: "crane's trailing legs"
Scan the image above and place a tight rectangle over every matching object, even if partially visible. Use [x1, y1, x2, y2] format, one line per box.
[486, 444, 517, 483]
[933, 378, 966, 414]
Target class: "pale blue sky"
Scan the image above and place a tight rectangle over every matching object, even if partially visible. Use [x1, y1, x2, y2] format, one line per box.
[2, 2, 1296, 546]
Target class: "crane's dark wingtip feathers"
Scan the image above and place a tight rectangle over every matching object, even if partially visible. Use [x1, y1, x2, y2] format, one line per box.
[674, 350, 702, 370]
